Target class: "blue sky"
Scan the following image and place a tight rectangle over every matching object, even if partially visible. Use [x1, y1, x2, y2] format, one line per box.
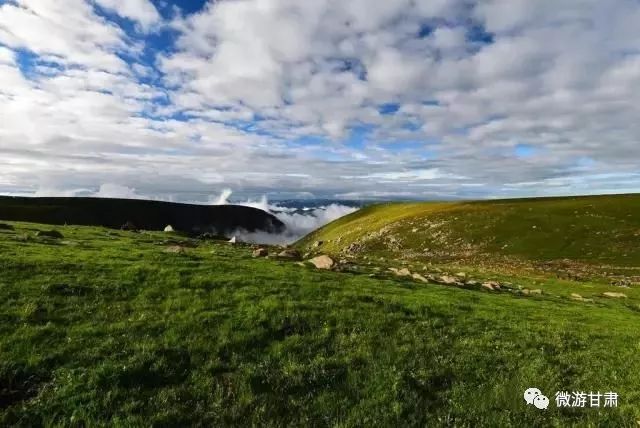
[1, 0, 639, 201]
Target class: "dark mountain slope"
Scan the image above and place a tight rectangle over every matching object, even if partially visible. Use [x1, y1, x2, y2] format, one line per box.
[0, 196, 285, 234]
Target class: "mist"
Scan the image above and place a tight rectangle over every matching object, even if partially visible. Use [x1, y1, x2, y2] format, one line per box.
[212, 189, 359, 245]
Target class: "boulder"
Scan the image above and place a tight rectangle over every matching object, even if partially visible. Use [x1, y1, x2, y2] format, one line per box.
[308, 255, 335, 270]
[228, 236, 237, 244]
[438, 275, 459, 285]
[602, 292, 627, 299]
[164, 225, 175, 232]
[389, 267, 411, 277]
[165, 245, 187, 254]
[277, 248, 302, 260]
[35, 230, 64, 239]
[481, 282, 496, 291]
[252, 248, 268, 258]
[0, 223, 14, 231]
[411, 273, 429, 283]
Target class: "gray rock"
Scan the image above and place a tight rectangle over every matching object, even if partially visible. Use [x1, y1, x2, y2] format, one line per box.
[253, 248, 268, 258]
[277, 249, 302, 260]
[308, 255, 335, 270]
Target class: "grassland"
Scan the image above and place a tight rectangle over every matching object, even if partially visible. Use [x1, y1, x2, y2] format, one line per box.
[298, 194, 640, 283]
[2, 214, 640, 426]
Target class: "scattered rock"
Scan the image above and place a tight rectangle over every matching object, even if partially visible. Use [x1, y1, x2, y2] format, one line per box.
[35, 230, 64, 239]
[0, 223, 14, 231]
[313, 240, 324, 248]
[252, 248, 268, 258]
[277, 249, 302, 260]
[164, 225, 175, 232]
[389, 267, 412, 277]
[308, 255, 335, 270]
[438, 275, 459, 285]
[121, 221, 137, 231]
[228, 236, 237, 244]
[411, 273, 429, 283]
[602, 292, 627, 299]
[481, 282, 496, 291]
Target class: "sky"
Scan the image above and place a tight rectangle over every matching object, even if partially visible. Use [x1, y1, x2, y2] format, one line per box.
[1, 0, 640, 201]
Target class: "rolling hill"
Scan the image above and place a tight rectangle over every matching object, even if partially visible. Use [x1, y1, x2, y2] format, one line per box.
[297, 194, 640, 281]
[0, 196, 284, 235]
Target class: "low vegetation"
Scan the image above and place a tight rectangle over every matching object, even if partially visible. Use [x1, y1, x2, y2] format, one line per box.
[1, 212, 640, 426]
[297, 194, 640, 283]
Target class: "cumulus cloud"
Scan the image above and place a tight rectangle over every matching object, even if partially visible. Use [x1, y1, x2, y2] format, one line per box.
[94, 0, 161, 31]
[0, 0, 639, 201]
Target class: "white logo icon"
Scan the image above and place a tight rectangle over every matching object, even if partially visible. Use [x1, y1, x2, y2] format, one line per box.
[533, 394, 550, 409]
[524, 387, 549, 409]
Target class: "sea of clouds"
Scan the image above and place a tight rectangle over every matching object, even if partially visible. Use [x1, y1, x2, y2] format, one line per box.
[211, 189, 359, 245]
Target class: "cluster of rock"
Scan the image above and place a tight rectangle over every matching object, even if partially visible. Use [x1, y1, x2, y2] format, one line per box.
[387, 267, 544, 295]
[251, 245, 336, 270]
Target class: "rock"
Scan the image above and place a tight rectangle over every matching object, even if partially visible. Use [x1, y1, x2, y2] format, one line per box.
[308, 255, 335, 270]
[165, 245, 187, 254]
[602, 292, 627, 298]
[313, 240, 324, 248]
[252, 248, 268, 258]
[571, 293, 584, 301]
[438, 275, 459, 285]
[455, 272, 467, 279]
[0, 223, 14, 231]
[228, 236, 237, 244]
[164, 225, 175, 232]
[277, 249, 302, 260]
[411, 273, 429, 283]
[465, 280, 479, 287]
[35, 230, 64, 239]
[121, 221, 137, 231]
[529, 289, 543, 295]
[389, 267, 412, 277]
[481, 282, 495, 291]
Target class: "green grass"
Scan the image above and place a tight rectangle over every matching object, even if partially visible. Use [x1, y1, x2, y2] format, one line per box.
[1, 220, 640, 426]
[297, 194, 640, 277]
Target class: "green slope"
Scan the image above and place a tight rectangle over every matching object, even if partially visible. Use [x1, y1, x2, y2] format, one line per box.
[297, 194, 640, 277]
[1, 221, 640, 426]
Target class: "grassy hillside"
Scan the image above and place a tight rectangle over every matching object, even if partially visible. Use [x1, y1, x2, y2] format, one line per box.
[297, 194, 640, 280]
[1, 220, 640, 426]
[0, 196, 284, 234]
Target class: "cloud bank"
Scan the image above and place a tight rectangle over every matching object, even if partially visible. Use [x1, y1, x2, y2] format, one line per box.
[212, 189, 358, 244]
[1, 0, 640, 200]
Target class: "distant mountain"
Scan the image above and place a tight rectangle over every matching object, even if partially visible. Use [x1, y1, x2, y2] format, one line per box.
[0, 196, 285, 235]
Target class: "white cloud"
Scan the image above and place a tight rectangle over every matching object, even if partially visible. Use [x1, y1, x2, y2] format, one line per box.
[1, 0, 640, 200]
[94, 0, 161, 31]
[0, 0, 128, 72]
[93, 183, 141, 199]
